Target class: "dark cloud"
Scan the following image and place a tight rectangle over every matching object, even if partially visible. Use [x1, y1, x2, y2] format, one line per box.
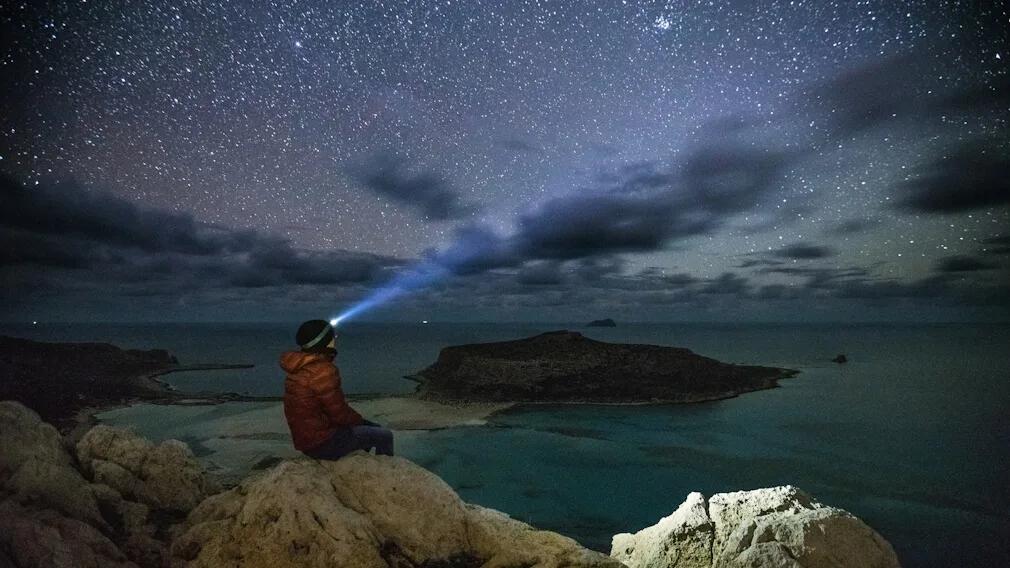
[679, 143, 796, 215]
[897, 137, 1010, 213]
[574, 256, 625, 282]
[662, 272, 699, 288]
[0, 174, 394, 292]
[430, 224, 519, 275]
[1, 229, 96, 269]
[799, 48, 1008, 139]
[936, 255, 996, 273]
[0, 174, 255, 256]
[700, 272, 749, 295]
[354, 155, 478, 221]
[514, 191, 681, 260]
[737, 258, 784, 269]
[516, 261, 564, 286]
[800, 54, 936, 136]
[773, 243, 836, 259]
[228, 241, 384, 288]
[981, 235, 1010, 256]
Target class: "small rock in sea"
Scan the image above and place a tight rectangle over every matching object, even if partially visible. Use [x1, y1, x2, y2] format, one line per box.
[831, 354, 848, 364]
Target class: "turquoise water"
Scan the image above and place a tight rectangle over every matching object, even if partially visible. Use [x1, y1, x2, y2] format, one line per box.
[3, 322, 1008, 567]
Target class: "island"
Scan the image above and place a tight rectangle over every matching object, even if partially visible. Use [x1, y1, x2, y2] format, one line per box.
[587, 318, 617, 327]
[0, 335, 270, 435]
[407, 330, 799, 404]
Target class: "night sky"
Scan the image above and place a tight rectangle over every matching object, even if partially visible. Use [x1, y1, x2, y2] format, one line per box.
[1, 0, 1008, 323]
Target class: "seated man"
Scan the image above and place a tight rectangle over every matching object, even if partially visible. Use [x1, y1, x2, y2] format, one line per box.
[280, 319, 394, 460]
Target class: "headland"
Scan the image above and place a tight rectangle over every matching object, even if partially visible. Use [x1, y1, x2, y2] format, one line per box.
[407, 330, 799, 405]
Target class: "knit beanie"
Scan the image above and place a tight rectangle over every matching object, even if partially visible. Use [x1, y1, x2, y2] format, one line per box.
[295, 319, 335, 353]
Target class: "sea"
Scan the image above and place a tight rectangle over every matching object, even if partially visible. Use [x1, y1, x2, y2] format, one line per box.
[2, 321, 1008, 567]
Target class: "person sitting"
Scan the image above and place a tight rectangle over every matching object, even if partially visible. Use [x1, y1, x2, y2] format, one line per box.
[280, 319, 393, 460]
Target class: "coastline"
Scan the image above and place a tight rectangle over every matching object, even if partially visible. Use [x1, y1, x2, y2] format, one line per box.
[78, 367, 801, 440]
[66, 365, 277, 442]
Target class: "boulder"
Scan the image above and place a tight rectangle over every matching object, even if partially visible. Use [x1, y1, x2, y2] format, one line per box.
[171, 454, 622, 568]
[612, 492, 713, 568]
[0, 400, 75, 477]
[76, 425, 220, 513]
[612, 486, 900, 568]
[0, 499, 137, 568]
[0, 401, 106, 530]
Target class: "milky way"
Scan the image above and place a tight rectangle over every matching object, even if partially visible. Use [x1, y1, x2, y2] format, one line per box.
[1, 1, 1008, 322]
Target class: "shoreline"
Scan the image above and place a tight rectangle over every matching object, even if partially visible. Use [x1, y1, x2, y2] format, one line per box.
[66, 364, 278, 441]
[79, 369, 801, 439]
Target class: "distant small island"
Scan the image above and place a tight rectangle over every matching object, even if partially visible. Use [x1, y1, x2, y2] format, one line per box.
[587, 318, 617, 327]
[0, 335, 270, 434]
[407, 330, 798, 405]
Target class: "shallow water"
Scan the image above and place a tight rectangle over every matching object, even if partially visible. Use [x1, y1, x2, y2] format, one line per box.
[4, 321, 1008, 567]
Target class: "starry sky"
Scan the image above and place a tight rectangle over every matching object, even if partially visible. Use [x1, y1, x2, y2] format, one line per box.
[1, 0, 1008, 323]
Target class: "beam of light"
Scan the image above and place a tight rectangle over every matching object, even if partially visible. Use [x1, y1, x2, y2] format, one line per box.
[332, 225, 508, 325]
[331, 260, 449, 325]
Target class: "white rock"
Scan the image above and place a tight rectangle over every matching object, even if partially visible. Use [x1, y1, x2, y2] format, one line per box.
[612, 491, 713, 568]
[0, 401, 74, 479]
[612, 486, 901, 568]
[708, 485, 817, 555]
[76, 425, 219, 514]
[716, 507, 900, 568]
[4, 457, 105, 529]
[172, 454, 621, 568]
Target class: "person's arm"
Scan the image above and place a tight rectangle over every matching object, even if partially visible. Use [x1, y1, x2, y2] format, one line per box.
[311, 364, 364, 427]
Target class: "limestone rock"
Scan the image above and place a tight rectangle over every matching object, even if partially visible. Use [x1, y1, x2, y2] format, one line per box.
[709, 485, 816, 554]
[4, 457, 105, 529]
[466, 504, 622, 568]
[0, 401, 75, 478]
[0, 500, 137, 568]
[612, 492, 713, 568]
[76, 425, 220, 513]
[612, 486, 900, 568]
[172, 454, 621, 568]
[716, 506, 899, 568]
[0, 401, 107, 532]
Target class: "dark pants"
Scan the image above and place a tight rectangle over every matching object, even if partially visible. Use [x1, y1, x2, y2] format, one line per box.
[305, 420, 394, 461]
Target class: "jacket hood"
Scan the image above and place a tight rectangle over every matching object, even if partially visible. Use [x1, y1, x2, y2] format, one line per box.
[279, 350, 333, 373]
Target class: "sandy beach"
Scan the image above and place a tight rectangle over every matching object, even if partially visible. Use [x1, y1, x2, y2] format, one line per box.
[92, 395, 515, 486]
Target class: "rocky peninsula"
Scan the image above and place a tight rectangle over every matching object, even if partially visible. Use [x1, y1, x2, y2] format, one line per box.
[408, 331, 799, 405]
[0, 335, 268, 434]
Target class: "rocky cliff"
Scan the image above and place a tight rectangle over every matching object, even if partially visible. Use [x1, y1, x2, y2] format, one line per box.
[409, 331, 798, 404]
[0, 335, 180, 429]
[0, 400, 900, 568]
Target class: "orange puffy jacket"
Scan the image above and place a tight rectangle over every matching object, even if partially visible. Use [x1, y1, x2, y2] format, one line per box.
[280, 351, 363, 452]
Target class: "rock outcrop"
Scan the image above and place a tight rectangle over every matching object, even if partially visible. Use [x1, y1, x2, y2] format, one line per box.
[410, 331, 798, 404]
[76, 425, 221, 514]
[0, 400, 219, 568]
[587, 319, 617, 327]
[0, 335, 180, 429]
[612, 486, 900, 568]
[1, 400, 902, 568]
[171, 454, 621, 568]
